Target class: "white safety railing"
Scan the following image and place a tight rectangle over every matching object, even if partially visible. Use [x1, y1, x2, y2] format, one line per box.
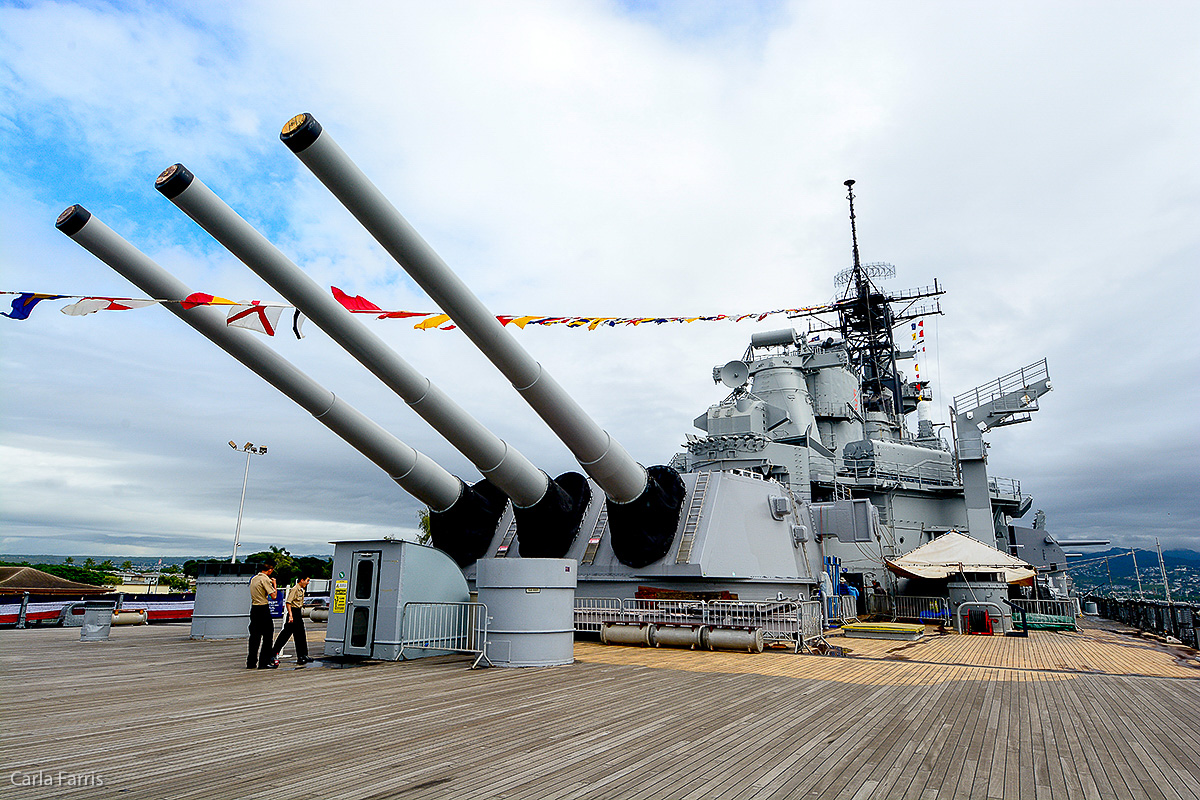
[892, 596, 952, 626]
[988, 476, 1022, 498]
[620, 598, 708, 625]
[399, 602, 491, 669]
[708, 600, 804, 652]
[841, 457, 958, 488]
[953, 358, 1049, 413]
[573, 597, 623, 632]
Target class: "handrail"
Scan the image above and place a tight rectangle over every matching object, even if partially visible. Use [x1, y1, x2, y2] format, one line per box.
[953, 359, 1049, 412]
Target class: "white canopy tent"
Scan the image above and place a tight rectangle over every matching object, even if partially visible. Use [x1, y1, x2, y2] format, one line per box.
[885, 531, 1036, 586]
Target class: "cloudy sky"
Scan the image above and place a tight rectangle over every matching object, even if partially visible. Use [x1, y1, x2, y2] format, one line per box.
[1, 1, 1197, 559]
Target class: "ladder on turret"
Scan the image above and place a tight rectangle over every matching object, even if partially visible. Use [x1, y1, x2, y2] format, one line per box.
[494, 517, 518, 557]
[581, 505, 608, 565]
[675, 470, 712, 563]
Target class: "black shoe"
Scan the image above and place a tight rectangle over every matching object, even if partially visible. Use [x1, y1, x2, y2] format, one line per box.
[298, 656, 313, 664]
[246, 664, 256, 669]
[258, 662, 278, 669]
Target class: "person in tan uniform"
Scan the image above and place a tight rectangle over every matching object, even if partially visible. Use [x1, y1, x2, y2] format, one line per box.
[272, 575, 312, 665]
[248, 563, 278, 669]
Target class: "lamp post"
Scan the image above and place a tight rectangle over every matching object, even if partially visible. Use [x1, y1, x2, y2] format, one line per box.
[229, 440, 268, 563]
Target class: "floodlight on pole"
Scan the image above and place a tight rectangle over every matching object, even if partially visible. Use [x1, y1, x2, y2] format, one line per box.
[229, 440, 268, 563]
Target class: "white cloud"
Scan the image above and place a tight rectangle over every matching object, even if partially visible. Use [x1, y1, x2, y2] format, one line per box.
[1, 0, 1198, 555]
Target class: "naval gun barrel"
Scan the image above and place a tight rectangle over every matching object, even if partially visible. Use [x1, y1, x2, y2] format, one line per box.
[153, 164, 596, 562]
[55, 204, 469, 516]
[279, 114, 686, 567]
[278, 114, 648, 503]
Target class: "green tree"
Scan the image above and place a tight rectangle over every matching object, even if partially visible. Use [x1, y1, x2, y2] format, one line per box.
[37, 564, 117, 586]
[293, 556, 333, 580]
[83, 557, 95, 569]
[64, 556, 74, 565]
[244, 546, 296, 583]
[99, 560, 115, 571]
[159, 573, 190, 592]
[121, 560, 133, 571]
[417, 507, 432, 545]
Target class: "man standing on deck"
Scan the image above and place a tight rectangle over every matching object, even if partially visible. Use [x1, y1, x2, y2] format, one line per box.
[248, 562, 278, 669]
[271, 575, 312, 665]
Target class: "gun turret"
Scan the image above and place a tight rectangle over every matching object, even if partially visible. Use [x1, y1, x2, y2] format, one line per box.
[280, 114, 685, 567]
[152, 164, 588, 564]
[55, 204, 505, 555]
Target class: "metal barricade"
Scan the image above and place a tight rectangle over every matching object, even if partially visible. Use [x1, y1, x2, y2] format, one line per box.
[1008, 598, 1077, 631]
[825, 594, 858, 626]
[799, 600, 825, 652]
[399, 602, 491, 668]
[576, 597, 834, 655]
[893, 595, 951, 626]
[707, 600, 805, 651]
[573, 597, 622, 632]
[864, 592, 891, 616]
[620, 598, 707, 627]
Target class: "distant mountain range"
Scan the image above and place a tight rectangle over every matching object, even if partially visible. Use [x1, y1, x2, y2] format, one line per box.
[1068, 548, 1200, 580]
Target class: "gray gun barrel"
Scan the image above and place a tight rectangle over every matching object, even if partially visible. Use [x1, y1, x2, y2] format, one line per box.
[55, 205, 462, 513]
[278, 114, 648, 505]
[153, 163, 547, 509]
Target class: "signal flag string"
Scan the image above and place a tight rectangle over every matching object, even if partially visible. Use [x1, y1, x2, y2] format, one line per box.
[1, 288, 845, 337]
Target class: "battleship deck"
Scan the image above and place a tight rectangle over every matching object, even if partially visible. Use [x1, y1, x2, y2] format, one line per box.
[2, 619, 1200, 799]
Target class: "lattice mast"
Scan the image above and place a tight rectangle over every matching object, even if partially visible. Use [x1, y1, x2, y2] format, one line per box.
[841, 180, 904, 416]
[788, 180, 945, 423]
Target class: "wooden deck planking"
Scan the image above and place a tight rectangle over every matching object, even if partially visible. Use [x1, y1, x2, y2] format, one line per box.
[1089, 676, 1200, 800]
[3, 620, 1200, 799]
[823, 673, 955, 798]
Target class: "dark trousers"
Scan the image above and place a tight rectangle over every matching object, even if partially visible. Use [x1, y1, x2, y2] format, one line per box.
[248, 605, 275, 668]
[272, 608, 308, 660]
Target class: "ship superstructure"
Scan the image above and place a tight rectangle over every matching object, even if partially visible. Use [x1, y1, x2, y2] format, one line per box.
[674, 180, 1069, 598]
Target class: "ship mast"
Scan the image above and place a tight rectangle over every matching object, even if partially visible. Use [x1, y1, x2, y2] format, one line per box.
[789, 180, 946, 423]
